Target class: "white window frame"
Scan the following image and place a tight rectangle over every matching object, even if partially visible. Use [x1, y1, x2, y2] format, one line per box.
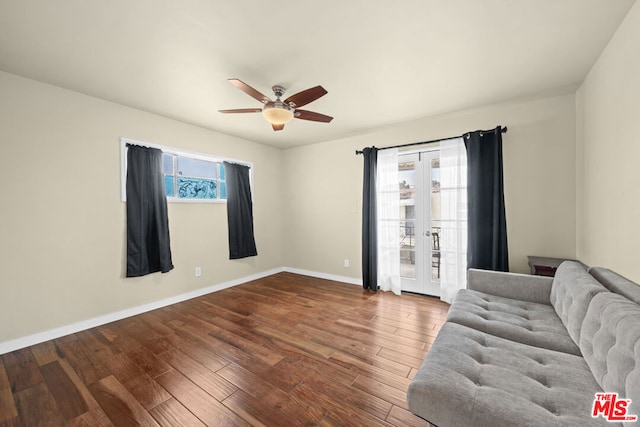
[120, 137, 253, 204]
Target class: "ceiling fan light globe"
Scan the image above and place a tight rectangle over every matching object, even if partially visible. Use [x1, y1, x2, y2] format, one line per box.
[262, 102, 294, 125]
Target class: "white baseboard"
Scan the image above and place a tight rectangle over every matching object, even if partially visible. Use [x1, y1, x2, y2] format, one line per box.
[281, 267, 363, 286]
[0, 266, 362, 355]
[0, 267, 284, 356]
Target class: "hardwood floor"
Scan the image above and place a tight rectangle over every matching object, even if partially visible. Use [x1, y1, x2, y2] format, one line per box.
[0, 272, 449, 426]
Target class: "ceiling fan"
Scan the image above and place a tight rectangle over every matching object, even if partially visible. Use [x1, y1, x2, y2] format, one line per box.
[219, 78, 333, 131]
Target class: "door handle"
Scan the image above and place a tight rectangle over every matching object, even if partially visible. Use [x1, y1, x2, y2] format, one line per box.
[424, 230, 431, 237]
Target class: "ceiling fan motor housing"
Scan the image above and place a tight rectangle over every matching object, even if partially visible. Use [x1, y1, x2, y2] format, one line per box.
[271, 85, 286, 99]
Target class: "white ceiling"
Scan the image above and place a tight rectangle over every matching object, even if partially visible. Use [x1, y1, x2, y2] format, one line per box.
[0, 0, 635, 148]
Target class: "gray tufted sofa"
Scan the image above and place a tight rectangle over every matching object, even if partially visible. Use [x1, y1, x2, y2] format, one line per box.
[407, 261, 640, 427]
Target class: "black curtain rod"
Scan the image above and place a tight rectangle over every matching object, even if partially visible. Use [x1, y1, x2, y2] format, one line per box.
[354, 126, 507, 155]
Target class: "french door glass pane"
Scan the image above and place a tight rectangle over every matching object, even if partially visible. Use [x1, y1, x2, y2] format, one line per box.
[400, 220, 415, 278]
[431, 158, 441, 282]
[399, 160, 416, 278]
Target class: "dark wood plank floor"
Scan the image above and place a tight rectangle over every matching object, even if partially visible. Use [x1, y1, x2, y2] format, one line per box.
[0, 272, 449, 426]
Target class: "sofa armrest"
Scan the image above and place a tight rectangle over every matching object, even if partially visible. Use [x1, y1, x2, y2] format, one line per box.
[467, 269, 553, 305]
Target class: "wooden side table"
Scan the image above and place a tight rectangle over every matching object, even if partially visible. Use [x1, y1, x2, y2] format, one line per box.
[527, 256, 584, 277]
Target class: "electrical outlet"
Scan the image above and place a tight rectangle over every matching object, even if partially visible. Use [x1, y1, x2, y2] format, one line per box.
[344, 259, 350, 268]
[195, 267, 201, 277]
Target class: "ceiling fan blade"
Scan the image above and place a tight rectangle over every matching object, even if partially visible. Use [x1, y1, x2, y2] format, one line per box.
[284, 86, 327, 108]
[228, 78, 272, 104]
[272, 123, 285, 131]
[294, 109, 333, 123]
[218, 108, 262, 114]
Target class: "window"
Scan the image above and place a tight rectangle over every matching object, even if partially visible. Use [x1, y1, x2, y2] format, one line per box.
[163, 153, 226, 200]
[120, 138, 251, 203]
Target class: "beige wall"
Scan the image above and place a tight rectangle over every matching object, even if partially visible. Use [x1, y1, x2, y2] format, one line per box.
[576, 1, 640, 282]
[283, 93, 578, 278]
[0, 71, 284, 344]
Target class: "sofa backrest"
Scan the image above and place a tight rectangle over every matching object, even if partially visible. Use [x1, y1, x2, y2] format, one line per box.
[550, 261, 608, 346]
[589, 266, 640, 305]
[579, 292, 640, 419]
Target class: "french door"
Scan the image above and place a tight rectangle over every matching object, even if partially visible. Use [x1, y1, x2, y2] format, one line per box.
[399, 151, 441, 296]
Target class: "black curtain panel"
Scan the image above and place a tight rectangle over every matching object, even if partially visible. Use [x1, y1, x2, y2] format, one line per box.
[126, 145, 174, 277]
[464, 126, 509, 271]
[224, 162, 258, 259]
[362, 147, 378, 292]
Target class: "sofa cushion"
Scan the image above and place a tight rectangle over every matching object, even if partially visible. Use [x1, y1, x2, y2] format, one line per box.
[447, 289, 581, 355]
[580, 292, 640, 420]
[550, 261, 608, 346]
[588, 267, 640, 305]
[467, 268, 553, 305]
[407, 322, 613, 427]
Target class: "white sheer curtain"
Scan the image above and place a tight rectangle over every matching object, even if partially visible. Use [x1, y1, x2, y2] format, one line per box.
[439, 137, 468, 303]
[376, 148, 401, 295]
